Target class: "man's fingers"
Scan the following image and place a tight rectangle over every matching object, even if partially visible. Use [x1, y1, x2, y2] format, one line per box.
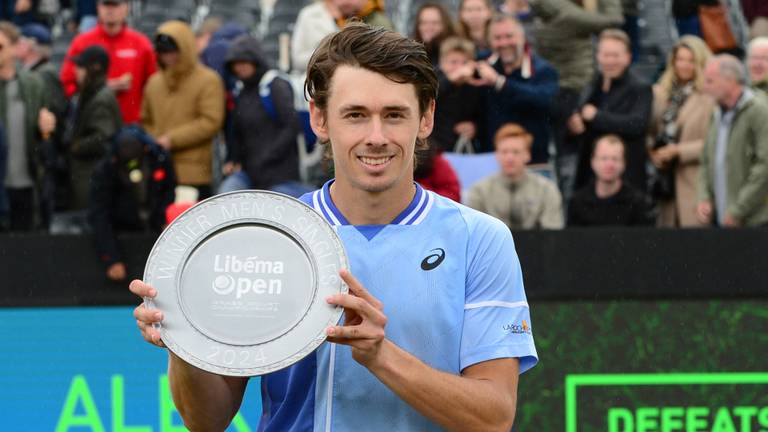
[327, 293, 385, 325]
[326, 324, 384, 341]
[133, 303, 163, 323]
[339, 269, 383, 310]
[129, 279, 157, 298]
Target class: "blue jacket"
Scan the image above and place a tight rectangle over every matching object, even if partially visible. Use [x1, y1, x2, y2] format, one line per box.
[479, 54, 559, 163]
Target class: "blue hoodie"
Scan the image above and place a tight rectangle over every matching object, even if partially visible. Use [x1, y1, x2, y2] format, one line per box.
[200, 22, 249, 91]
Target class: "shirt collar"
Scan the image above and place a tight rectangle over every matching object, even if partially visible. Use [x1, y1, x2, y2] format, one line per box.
[310, 179, 434, 227]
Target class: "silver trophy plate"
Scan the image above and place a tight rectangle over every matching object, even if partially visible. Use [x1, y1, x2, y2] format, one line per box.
[143, 190, 348, 376]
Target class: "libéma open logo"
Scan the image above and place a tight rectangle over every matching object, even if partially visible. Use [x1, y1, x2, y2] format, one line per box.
[211, 255, 286, 298]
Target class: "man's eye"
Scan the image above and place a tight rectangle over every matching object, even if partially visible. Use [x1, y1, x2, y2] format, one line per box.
[345, 112, 363, 119]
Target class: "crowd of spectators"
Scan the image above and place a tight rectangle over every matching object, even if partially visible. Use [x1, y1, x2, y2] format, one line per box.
[0, 0, 767, 280]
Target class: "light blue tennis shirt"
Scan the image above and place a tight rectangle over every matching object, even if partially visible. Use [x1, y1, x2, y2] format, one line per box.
[258, 180, 538, 432]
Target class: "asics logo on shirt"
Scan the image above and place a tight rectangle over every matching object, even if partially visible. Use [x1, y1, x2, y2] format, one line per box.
[420, 248, 445, 271]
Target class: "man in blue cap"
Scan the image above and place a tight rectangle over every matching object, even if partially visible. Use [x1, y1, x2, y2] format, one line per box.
[16, 23, 65, 118]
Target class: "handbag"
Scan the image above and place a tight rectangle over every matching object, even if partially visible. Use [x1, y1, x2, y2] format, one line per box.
[698, 2, 737, 52]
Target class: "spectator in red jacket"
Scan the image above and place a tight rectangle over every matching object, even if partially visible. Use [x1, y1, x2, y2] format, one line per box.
[415, 143, 461, 202]
[60, 0, 156, 124]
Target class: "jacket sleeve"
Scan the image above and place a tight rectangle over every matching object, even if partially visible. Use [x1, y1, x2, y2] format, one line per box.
[530, 0, 624, 36]
[540, 184, 565, 229]
[495, 62, 559, 110]
[88, 163, 121, 266]
[260, 79, 300, 166]
[140, 85, 154, 135]
[589, 83, 653, 137]
[165, 74, 226, 150]
[697, 127, 714, 203]
[70, 99, 121, 158]
[730, 108, 768, 220]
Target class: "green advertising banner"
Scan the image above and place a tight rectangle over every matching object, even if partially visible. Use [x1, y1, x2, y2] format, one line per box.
[516, 300, 768, 431]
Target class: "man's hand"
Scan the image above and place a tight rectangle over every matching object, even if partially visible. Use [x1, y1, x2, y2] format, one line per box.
[129, 280, 166, 347]
[446, 62, 476, 85]
[697, 201, 713, 225]
[454, 121, 476, 140]
[107, 262, 127, 281]
[723, 214, 741, 228]
[108, 73, 133, 92]
[580, 104, 598, 122]
[15, 0, 31, 13]
[156, 135, 172, 150]
[468, 61, 499, 87]
[222, 162, 242, 176]
[567, 113, 586, 135]
[325, 269, 387, 367]
[38, 108, 56, 138]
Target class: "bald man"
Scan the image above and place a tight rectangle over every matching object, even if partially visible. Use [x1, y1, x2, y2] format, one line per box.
[748, 37, 768, 95]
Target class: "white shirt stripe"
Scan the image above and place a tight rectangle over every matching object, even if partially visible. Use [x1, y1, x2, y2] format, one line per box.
[398, 189, 427, 225]
[319, 188, 342, 226]
[325, 344, 337, 432]
[464, 300, 529, 310]
[410, 192, 434, 225]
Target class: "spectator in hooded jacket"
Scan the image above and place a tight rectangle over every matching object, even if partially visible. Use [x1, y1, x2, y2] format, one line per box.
[60, 0, 157, 124]
[89, 126, 175, 281]
[140, 20, 225, 201]
[64, 44, 122, 217]
[219, 35, 309, 198]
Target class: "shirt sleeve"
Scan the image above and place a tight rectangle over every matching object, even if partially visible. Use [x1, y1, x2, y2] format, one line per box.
[459, 210, 538, 373]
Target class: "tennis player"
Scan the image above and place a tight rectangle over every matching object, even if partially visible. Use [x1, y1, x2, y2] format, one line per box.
[130, 23, 537, 431]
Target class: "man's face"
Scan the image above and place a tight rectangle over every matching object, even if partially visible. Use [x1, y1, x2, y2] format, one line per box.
[14, 37, 32, 61]
[495, 136, 530, 178]
[439, 50, 471, 76]
[597, 38, 631, 80]
[75, 66, 87, 86]
[333, 0, 366, 18]
[158, 51, 180, 69]
[702, 60, 732, 105]
[418, 7, 443, 43]
[310, 65, 434, 194]
[98, 2, 129, 26]
[748, 44, 768, 84]
[490, 19, 524, 66]
[231, 61, 256, 80]
[591, 140, 625, 183]
[0, 32, 15, 68]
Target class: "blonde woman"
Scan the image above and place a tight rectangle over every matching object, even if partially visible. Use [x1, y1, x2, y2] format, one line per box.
[649, 35, 714, 227]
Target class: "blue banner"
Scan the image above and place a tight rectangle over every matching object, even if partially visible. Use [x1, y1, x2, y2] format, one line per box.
[0, 307, 263, 431]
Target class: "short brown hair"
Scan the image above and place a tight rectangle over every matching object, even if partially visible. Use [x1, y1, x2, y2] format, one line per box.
[494, 123, 532, 150]
[305, 22, 438, 155]
[439, 36, 475, 60]
[0, 21, 20, 44]
[598, 29, 632, 54]
[591, 134, 626, 159]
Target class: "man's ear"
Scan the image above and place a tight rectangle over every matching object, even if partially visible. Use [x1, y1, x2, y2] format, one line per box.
[417, 99, 436, 140]
[309, 100, 329, 142]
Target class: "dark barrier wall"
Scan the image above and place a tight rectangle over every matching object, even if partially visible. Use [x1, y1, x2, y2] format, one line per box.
[1, 229, 767, 431]
[1, 228, 767, 306]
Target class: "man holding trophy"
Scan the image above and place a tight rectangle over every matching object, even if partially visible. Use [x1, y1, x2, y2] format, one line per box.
[130, 23, 537, 431]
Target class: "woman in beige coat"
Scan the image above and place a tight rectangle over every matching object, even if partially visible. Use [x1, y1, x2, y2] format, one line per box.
[649, 36, 714, 227]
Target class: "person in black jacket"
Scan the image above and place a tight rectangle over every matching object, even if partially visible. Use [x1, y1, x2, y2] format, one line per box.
[431, 36, 483, 153]
[219, 34, 310, 197]
[568, 29, 653, 193]
[568, 134, 652, 226]
[89, 126, 175, 281]
[64, 44, 122, 214]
